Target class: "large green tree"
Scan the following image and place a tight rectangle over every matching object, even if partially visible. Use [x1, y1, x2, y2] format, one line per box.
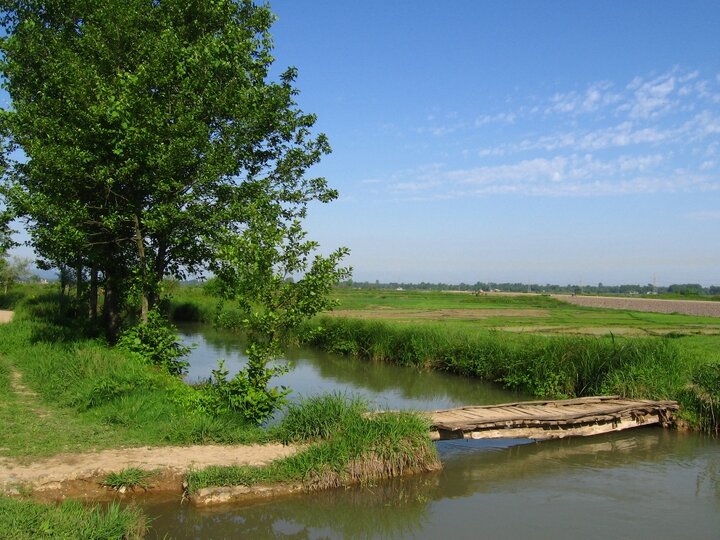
[1, 0, 338, 341]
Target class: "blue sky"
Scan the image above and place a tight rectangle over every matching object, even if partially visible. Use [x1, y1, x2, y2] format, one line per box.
[264, 0, 720, 286]
[6, 1, 720, 286]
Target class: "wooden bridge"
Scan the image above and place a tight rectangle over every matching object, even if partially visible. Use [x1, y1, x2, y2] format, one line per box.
[427, 396, 679, 441]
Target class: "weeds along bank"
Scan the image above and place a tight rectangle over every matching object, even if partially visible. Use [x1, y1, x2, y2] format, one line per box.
[0, 295, 271, 451]
[185, 394, 440, 503]
[0, 290, 438, 534]
[166, 286, 719, 434]
[0, 498, 146, 540]
[297, 317, 720, 434]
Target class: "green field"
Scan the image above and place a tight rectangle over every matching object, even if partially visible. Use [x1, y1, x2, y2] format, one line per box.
[325, 289, 720, 358]
[285, 287, 720, 433]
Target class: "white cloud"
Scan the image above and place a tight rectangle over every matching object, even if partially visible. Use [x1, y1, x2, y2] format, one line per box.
[544, 81, 622, 115]
[404, 68, 720, 199]
[474, 112, 517, 126]
[385, 150, 720, 199]
[686, 210, 720, 221]
[621, 71, 679, 119]
[476, 109, 720, 157]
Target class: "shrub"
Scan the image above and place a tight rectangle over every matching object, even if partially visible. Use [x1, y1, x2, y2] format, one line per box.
[116, 310, 191, 377]
[192, 357, 290, 425]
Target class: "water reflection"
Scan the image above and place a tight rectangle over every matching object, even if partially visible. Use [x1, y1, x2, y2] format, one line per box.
[144, 429, 720, 539]
[156, 324, 720, 539]
[177, 323, 529, 410]
[155, 475, 437, 540]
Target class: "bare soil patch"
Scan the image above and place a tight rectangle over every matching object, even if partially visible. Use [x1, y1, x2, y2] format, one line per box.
[0, 310, 13, 323]
[497, 326, 651, 336]
[328, 308, 550, 320]
[554, 295, 720, 318]
[0, 443, 298, 501]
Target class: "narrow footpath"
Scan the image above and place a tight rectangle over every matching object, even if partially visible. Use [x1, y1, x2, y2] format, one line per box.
[0, 310, 298, 501]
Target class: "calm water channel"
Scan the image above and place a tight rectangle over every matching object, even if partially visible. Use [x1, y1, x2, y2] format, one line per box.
[142, 324, 720, 539]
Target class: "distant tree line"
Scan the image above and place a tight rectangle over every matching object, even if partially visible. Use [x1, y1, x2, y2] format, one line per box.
[340, 281, 720, 296]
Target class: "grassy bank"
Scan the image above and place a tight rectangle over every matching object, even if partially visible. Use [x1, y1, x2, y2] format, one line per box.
[0, 497, 145, 540]
[0, 293, 269, 459]
[186, 394, 440, 494]
[0, 286, 441, 537]
[298, 316, 719, 433]
[166, 285, 720, 433]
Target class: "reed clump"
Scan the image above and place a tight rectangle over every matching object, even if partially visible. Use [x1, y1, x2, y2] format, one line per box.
[679, 362, 720, 435]
[186, 393, 440, 493]
[298, 317, 715, 430]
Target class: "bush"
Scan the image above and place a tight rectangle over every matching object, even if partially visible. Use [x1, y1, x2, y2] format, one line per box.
[116, 310, 191, 377]
[192, 357, 290, 425]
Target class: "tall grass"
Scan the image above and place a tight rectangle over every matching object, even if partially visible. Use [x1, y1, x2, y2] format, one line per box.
[0, 292, 268, 455]
[0, 497, 146, 540]
[301, 317, 688, 398]
[679, 362, 720, 435]
[187, 394, 441, 493]
[298, 317, 720, 432]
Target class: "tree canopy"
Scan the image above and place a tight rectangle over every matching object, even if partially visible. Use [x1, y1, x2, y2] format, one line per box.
[0, 0, 343, 341]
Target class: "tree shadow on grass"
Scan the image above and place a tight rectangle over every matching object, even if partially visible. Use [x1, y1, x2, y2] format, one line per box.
[21, 293, 104, 345]
[0, 291, 25, 310]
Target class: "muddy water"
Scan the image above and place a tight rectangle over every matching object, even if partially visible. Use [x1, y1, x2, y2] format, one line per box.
[142, 325, 720, 539]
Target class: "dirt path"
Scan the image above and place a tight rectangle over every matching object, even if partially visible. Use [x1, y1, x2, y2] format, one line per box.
[0, 443, 297, 498]
[327, 308, 550, 320]
[554, 295, 720, 317]
[0, 310, 298, 500]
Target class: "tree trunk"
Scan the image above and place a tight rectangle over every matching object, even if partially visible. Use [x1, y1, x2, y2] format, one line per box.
[75, 258, 83, 299]
[88, 266, 98, 320]
[103, 274, 122, 344]
[133, 214, 149, 323]
[148, 241, 167, 315]
[59, 266, 68, 297]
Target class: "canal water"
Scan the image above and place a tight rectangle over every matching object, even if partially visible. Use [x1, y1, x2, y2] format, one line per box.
[142, 324, 720, 539]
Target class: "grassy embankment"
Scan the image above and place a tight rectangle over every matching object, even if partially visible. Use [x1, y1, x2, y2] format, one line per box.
[166, 285, 720, 432]
[289, 288, 720, 432]
[0, 286, 437, 533]
[0, 291, 269, 458]
[186, 393, 439, 493]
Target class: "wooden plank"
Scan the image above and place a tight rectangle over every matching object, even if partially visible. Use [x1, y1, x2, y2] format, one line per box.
[425, 397, 678, 441]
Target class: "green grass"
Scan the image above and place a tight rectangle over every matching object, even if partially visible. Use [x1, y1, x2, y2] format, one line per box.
[678, 362, 720, 435]
[321, 288, 720, 336]
[298, 316, 718, 432]
[0, 292, 269, 459]
[1, 288, 442, 511]
[169, 285, 720, 432]
[166, 284, 218, 323]
[0, 496, 146, 539]
[101, 468, 157, 492]
[186, 394, 440, 493]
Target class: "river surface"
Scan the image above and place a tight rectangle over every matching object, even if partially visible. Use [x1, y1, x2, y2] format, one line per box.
[142, 324, 720, 539]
